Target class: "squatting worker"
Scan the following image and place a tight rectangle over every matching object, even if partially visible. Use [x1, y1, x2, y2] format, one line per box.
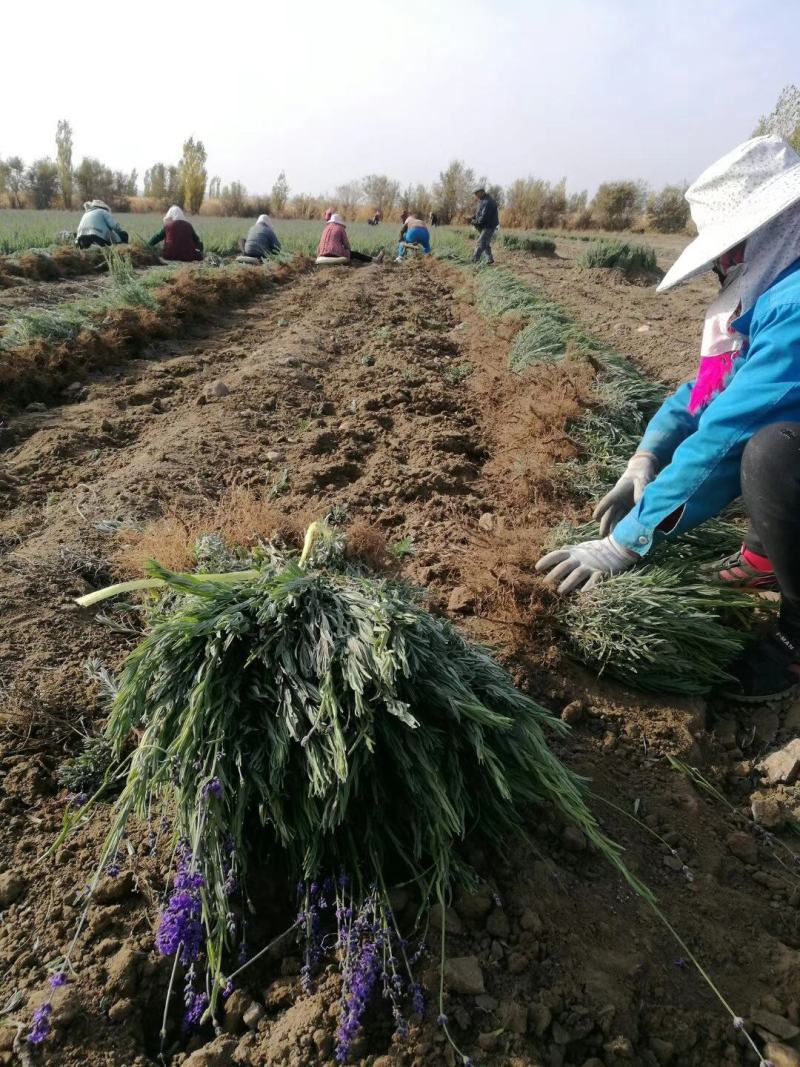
[536, 136, 800, 705]
[471, 187, 499, 265]
[240, 214, 281, 260]
[316, 214, 384, 265]
[147, 206, 203, 262]
[396, 212, 432, 260]
[75, 200, 128, 249]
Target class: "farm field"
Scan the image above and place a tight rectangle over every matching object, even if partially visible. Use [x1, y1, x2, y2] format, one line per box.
[0, 211, 403, 257]
[1, 232, 798, 1067]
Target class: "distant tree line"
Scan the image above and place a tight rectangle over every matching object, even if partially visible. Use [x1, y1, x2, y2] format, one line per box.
[0, 137, 690, 233]
[8, 84, 800, 229]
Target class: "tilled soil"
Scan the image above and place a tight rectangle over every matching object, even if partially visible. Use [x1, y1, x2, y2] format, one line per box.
[1, 250, 799, 1067]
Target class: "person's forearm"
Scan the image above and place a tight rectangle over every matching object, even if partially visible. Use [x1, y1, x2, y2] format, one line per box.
[638, 382, 699, 463]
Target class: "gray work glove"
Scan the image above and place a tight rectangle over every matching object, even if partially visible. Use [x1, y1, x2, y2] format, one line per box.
[536, 536, 638, 594]
[593, 451, 659, 537]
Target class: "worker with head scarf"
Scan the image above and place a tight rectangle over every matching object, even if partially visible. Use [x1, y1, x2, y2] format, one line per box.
[147, 206, 204, 261]
[240, 214, 281, 260]
[536, 136, 800, 704]
[75, 200, 128, 249]
[316, 214, 384, 265]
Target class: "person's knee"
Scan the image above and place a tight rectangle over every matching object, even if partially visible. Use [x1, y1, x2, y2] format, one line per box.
[743, 422, 800, 484]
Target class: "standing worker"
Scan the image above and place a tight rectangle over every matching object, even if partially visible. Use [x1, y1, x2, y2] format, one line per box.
[535, 136, 800, 704]
[75, 200, 128, 249]
[147, 206, 203, 262]
[471, 187, 499, 265]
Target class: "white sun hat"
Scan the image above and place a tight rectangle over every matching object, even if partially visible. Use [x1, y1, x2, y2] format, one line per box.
[658, 135, 800, 292]
[330, 213, 346, 226]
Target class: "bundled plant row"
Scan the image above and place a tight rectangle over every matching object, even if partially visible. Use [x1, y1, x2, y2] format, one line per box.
[0, 250, 310, 410]
[579, 239, 661, 284]
[499, 232, 556, 256]
[50, 523, 642, 1061]
[471, 267, 764, 694]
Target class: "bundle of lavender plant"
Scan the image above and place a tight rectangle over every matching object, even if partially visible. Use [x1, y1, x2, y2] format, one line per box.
[56, 521, 641, 1059]
[546, 520, 769, 695]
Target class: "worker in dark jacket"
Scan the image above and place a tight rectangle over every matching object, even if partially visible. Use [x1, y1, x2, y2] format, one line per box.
[240, 215, 281, 260]
[147, 206, 203, 262]
[471, 188, 499, 265]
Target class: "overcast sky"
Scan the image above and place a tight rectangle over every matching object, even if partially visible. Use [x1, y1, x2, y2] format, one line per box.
[2, 0, 797, 199]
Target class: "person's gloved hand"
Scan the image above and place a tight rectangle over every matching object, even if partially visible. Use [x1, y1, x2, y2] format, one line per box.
[535, 536, 638, 594]
[592, 451, 659, 537]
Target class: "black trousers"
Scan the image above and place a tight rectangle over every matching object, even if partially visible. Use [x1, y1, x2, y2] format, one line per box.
[76, 235, 110, 249]
[742, 422, 800, 637]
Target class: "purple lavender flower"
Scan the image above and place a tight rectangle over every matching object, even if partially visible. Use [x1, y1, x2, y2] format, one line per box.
[238, 941, 249, 964]
[183, 990, 208, 1031]
[393, 1006, 409, 1040]
[68, 792, 88, 808]
[155, 854, 205, 964]
[335, 897, 384, 1063]
[202, 777, 222, 799]
[437, 1013, 448, 1027]
[674, 957, 688, 970]
[105, 860, 120, 877]
[733, 1016, 746, 1030]
[49, 972, 67, 989]
[223, 981, 234, 999]
[410, 982, 425, 1016]
[27, 1002, 52, 1044]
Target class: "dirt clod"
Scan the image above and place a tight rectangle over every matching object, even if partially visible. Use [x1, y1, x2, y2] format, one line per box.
[758, 739, 800, 786]
[0, 871, 26, 906]
[750, 1008, 800, 1041]
[725, 831, 758, 865]
[93, 871, 135, 904]
[444, 956, 485, 996]
[447, 586, 475, 614]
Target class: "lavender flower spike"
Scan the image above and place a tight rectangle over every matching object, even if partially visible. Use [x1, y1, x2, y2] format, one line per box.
[202, 777, 223, 799]
[49, 972, 68, 989]
[27, 1002, 52, 1044]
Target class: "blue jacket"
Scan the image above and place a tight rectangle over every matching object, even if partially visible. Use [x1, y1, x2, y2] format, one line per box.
[613, 258, 800, 555]
[76, 207, 125, 243]
[244, 221, 281, 257]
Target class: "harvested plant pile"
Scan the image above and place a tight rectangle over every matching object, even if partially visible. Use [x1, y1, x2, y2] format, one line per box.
[0, 244, 161, 288]
[579, 239, 661, 283]
[60, 523, 637, 1060]
[0, 252, 310, 410]
[500, 233, 556, 255]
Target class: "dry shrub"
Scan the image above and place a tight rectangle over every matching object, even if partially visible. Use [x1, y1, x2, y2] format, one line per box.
[344, 519, 393, 572]
[113, 488, 319, 577]
[14, 251, 62, 281]
[499, 352, 596, 504]
[456, 523, 563, 667]
[115, 491, 393, 580]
